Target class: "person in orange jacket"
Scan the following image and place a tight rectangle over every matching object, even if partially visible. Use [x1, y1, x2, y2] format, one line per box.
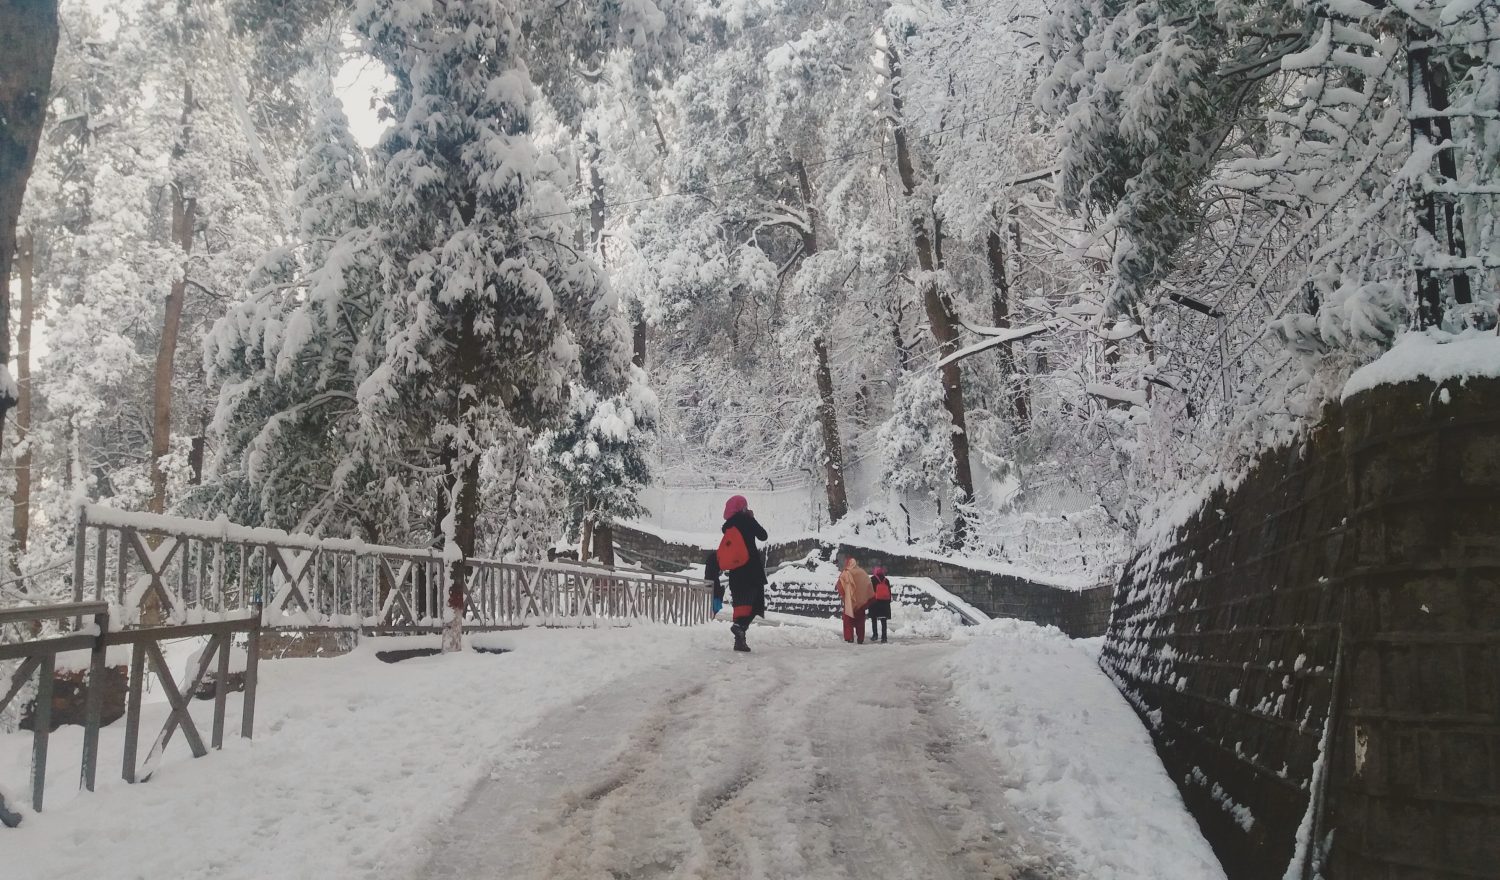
[867, 566, 893, 643]
[835, 556, 875, 644]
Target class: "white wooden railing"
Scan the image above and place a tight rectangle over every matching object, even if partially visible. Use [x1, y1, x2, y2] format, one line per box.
[70, 506, 714, 631]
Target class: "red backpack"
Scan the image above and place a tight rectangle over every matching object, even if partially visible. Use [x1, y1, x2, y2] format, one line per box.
[717, 527, 750, 571]
[872, 575, 892, 601]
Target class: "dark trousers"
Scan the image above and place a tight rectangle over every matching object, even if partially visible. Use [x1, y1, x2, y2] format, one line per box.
[842, 607, 866, 643]
[870, 617, 888, 641]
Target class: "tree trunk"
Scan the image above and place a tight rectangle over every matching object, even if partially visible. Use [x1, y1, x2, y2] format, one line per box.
[0, 0, 60, 455]
[444, 452, 478, 653]
[150, 82, 197, 515]
[593, 520, 615, 566]
[578, 498, 595, 562]
[442, 301, 482, 653]
[790, 158, 849, 523]
[12, 229, 35, 561]
[986, 225, 1029, 428]
[813, 334, 849, 524]
[886, 43, 974, 537]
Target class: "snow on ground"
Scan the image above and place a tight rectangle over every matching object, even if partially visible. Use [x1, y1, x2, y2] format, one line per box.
[5, 620, 1221, 880]
[4, 627, 707, 880]
[950, 619, 1227, 880]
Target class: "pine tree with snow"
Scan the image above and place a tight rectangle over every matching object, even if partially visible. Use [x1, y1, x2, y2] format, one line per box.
[355, 0, 632, 650]
[202, 78, 399, 540]
[542, 368, 657, 563]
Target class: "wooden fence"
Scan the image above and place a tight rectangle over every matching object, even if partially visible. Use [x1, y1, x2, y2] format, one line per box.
[71, 505, 715, 630]
[0, 505, 714, 826]
[0, 601, 260, 822]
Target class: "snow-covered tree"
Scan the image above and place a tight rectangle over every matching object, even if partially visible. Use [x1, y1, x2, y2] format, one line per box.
[353, 0, 634, 649]
[202, 77, 400, 540]
[542, 369, 657, 563]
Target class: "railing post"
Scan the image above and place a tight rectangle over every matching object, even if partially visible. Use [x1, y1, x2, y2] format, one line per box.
[31, 654, 54, 811]
[212, 630, 231, 749]
[122, 641, 145, 783]
[71, 508, 87, 630]
[80, 609, 108, 792]
[242, 602, 261, 740]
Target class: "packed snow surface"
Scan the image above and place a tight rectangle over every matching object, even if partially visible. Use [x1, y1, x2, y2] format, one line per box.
[951, 620, 1227, 880]
[1341, 329, 1500, 400]
[5, 622, 1219, 880]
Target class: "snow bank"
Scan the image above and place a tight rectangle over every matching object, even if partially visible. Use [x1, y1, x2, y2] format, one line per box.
[1342, 329, 1500, 401]
[1, 627, 715, 880]
[950, 620, 1226, 880]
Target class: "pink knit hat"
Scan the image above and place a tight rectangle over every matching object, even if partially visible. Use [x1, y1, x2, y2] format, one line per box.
[723, 494, 748, 520]
[872, 566, 887, 578]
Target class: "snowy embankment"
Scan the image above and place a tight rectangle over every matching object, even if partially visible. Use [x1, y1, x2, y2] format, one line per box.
[950, 620, 1226, 880]
[3, 628, 708, 880]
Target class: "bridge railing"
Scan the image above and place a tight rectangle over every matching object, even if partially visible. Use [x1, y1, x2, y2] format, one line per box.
[0, 601, 260, 822]
[0, 508, 711, 828]
[72, 505, 713, 630]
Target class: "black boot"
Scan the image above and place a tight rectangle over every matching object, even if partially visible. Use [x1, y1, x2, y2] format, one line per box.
[732, 623, 751, 652]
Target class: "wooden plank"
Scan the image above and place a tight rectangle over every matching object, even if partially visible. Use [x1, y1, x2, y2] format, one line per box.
[0, 601, 109, 627]
[72, 511, 88, 608]
[117, 527, 128, 606]
[31, 654, 54, 812]
[0, 634, 96, 663]
[139, 638, 210, 781]
[126, 528, 183, 621]
[242, 613, 261, 740]
[94, 524, 107, 603]
[99, 616, 256, 646]
[122, 641, 146, 783]
[212, 631, 231, 749]
[0, 655, 41, 717]
[80, 612, 109, 792]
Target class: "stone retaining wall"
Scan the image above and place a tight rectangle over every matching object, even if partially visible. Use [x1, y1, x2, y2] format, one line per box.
[1103, 374, 1500, 878]
[612, 525, 1110, 637]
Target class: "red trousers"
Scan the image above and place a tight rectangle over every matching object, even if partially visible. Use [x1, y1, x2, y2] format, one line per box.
[843, 606, 867, 643]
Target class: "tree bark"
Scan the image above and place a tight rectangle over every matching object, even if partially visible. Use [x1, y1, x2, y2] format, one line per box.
[442, 300, 482, 653]
[786, 156, 846, 524]
[593, 519, 615, 566]
[813, 334, 849, 524]
[150, 82, 197, 515]
[444, 452, 478, 652]
[0, 0, 60, 455]
[790, 158, 849, 523]
[12, 229, 35, 560]
[578, 498, 595, 562]
[886, 43, 974, 536]
[986, 224, 1029, 428]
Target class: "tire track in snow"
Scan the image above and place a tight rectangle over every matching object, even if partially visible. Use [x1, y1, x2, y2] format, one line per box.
[414, 638, 1069, 880]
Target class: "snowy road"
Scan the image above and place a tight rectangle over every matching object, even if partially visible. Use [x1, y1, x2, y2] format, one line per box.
[416, 640, 1065, 880]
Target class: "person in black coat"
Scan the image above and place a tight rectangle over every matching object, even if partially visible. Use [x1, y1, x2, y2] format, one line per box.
[714, 494, 768, 652]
